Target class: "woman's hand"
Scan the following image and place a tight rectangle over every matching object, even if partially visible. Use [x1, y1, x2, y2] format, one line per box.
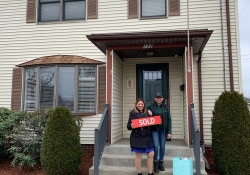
[131, 123, 135, 129]
[167, 134, 171, 139]
[148, 110, 152, 116]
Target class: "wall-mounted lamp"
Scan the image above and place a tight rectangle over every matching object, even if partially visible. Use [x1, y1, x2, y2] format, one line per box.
[144, 50, 155, 57]
[180, 84, 185, 91]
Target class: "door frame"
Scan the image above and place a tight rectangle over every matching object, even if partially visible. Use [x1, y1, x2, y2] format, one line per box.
[136, 63, 170, 107]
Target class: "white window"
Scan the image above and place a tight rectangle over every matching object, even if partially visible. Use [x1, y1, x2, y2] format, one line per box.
[39, 0, 86, 22]
[23, 65, 96, 113]
[141, 0, 166, 18]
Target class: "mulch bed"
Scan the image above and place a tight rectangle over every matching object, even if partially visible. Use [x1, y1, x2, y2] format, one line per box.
[205, 147, 220, 175]
[0, 149, 219, 175]
[0, 155, 93, 175]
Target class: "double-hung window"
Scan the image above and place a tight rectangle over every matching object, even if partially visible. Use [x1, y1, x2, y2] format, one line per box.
[141, 0, 167, 18]
[39, 0, 86, 22]
[24, 65, 96, 114]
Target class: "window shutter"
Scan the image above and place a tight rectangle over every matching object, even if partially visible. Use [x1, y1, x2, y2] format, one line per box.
[26, 0, 36, 23]
[169, 0, 180, 16]
[11, 68, 23, 111]
[98, 65, 106, 114]
[128, 0, 138, 19]
[87, 0, 98, 19]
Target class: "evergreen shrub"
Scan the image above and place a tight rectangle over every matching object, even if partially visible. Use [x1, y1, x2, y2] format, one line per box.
[40, 107, 82, 175]
[8, 108, 53, 168]
[211, 91, 250, 175]
[0, 107, 26, 159]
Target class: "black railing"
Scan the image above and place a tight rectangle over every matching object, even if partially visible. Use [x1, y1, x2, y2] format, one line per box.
[94, 103, 109, 175]
[190, 103, 201, 175]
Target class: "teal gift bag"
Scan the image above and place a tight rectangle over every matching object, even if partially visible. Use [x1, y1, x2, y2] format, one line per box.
[173, 157, 193, 175]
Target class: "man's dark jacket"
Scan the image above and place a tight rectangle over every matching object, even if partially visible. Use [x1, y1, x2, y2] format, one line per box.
[147, 102, 172, 135]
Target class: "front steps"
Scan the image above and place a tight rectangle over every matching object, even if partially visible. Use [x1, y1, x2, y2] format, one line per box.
[89, 139, 207, 175]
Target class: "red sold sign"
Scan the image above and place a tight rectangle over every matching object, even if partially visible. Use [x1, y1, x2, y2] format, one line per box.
[132, 116, 162, 128]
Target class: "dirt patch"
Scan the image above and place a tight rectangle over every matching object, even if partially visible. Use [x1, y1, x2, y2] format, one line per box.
[0, 155, 93, 175]
[205, 147, 220, 175]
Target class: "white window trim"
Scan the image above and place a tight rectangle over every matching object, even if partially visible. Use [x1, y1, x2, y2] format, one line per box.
[37, 0, 87, 22]
[139, 0, 168, 19]
[22, 65, 97, 114]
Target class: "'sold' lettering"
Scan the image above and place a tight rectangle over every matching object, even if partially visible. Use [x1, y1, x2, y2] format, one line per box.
[139, 117, 155, 126]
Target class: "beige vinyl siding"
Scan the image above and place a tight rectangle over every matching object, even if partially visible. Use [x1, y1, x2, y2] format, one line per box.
[169, 57, 184, 139]
[0, 0, 241, 144]
[79, 114, 102, 143]
[123, 57, 183, 139]
[111, 52, 123, 144]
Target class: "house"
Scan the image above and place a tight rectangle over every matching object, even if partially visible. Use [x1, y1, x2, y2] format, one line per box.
[0, 0, 242, 150]
[245, 97, 250, 110]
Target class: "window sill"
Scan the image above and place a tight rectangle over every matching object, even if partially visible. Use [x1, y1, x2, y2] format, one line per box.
[36, 19, 87, 25]
[72, 113, 96, 117]
[139, 16, 168, 20]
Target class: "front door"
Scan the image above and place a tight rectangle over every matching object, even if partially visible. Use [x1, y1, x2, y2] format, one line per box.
[137, 63, 169, 107]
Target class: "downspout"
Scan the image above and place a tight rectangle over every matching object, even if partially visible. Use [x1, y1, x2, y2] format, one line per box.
[220, 0, 226, 91]
[226, 0, 234, 91]
[198, 52, 210, 170]
[197, 53, 204, 145]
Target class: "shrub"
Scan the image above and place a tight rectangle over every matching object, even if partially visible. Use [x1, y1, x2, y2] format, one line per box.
[40, 107, 82, 175]
[8, 108, 53, 168]
[211, 91, 250, 175]
[0, 107, 26, 159]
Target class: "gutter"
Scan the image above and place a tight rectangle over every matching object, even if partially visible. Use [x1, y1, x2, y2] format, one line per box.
[226, 0, 234, 91]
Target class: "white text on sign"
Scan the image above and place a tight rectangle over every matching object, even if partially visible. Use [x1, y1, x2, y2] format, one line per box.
[139, 117, 155, 126]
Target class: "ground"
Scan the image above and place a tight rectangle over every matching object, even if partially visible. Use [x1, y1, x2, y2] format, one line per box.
[0, 155, 93, 175]
[204, 147, 220, 175]
[0, 151, 218, 175]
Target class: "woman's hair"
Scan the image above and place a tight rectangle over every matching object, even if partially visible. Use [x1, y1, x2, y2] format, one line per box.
[133, 98, 147, 113]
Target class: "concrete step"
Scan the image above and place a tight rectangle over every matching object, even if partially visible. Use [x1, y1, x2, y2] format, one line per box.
[100, 154, 205, 169]
[103, 144, 194, 157]
[89, 165, 208, 175]
[89, 139, 207, 175]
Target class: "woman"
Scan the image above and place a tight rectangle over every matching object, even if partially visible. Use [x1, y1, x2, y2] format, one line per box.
[127, 98, 154, 175]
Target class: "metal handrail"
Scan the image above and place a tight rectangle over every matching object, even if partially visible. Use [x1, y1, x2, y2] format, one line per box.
[94, 103, 109, 175]
[190, 103, 201, 175]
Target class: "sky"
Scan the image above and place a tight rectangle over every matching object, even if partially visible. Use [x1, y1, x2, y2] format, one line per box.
[238, 0, 250, 97]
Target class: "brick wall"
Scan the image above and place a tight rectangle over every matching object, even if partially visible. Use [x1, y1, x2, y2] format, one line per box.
[81, 144, 94, 156]
[80, 144, 94, 175]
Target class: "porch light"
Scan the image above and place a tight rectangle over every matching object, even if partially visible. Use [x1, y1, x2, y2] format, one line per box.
[144, 50, 155, 57]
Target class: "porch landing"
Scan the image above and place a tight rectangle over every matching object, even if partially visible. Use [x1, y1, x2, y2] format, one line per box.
[113, 138, 187, 146]
[89, 139, 207, 175]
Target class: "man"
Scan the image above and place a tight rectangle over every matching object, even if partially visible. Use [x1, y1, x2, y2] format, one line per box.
[147, 92, 172, 173]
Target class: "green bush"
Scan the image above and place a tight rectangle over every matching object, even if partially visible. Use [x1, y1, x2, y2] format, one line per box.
[211, 91, 250, 175]
[8, 108, 53, 168]
[40, 107, 82, 175]
[0, 107, 26, 159]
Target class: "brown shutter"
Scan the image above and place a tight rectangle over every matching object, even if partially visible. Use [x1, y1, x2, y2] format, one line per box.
[98, 65, 106, 114]
[87, 0, 98, 19]
[26, 0, 36, 23]
[169, 0, 180, 16]
[11, 68, 23, 111]
[128, 0, 138, 19]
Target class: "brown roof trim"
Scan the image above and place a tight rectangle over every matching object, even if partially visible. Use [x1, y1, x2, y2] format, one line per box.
[87, 30, 213, 40]
[86, 30, 213, 54]
[17, 55, 104, 67]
